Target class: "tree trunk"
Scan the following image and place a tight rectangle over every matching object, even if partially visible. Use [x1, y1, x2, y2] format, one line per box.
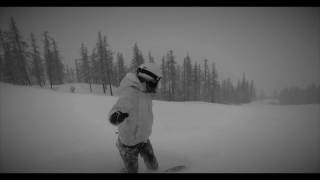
[89, 80, 92, 93]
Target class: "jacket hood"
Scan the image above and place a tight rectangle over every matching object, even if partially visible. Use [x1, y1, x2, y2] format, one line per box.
[118, 72, 144, 94]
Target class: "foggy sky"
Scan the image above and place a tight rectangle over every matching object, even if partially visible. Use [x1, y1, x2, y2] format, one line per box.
[0, 7, 319, 95]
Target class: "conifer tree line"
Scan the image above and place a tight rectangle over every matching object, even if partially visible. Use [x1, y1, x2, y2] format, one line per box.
[0, 17, 257, 104]
[157, 50, 256, 104]
[276, 84, 320, 105]
[0, 17, 64, 89]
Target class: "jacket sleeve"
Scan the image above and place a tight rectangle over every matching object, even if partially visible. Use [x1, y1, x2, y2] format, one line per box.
[108, 91, 137, 124]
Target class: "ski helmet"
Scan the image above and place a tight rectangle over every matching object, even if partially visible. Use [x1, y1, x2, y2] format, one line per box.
[136, 62, 162, 93]
[136, 62, 162, 82]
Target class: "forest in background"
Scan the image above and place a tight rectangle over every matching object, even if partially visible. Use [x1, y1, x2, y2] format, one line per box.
[0, 17, 319, 105]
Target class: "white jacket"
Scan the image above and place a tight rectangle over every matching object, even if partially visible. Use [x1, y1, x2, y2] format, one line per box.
[108, 72, 154, 146]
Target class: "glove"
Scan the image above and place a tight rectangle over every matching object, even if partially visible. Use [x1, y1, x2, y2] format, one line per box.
[109, 111, 129, 125]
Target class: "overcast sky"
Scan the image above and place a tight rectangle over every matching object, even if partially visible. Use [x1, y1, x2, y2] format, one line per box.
[0, 7, 319, 95]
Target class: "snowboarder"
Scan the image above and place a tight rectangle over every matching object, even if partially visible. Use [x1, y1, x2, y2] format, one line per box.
[108, 62, 162, 173]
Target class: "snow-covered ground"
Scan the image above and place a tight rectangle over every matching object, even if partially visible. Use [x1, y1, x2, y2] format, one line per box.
[0, 82, 319, 173]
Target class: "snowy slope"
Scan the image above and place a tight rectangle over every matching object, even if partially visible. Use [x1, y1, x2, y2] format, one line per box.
[0, 82, 319, 173]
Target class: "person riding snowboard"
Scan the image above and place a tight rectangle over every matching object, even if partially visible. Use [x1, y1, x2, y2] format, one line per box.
[108, 62, 162, 173]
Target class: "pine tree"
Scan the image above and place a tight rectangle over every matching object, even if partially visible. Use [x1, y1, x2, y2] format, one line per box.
[210, 62, 218, 102]
[198, 64, 202, 101]
[103, 35, 113, 95]
[214, 80, 221, 103]
[241, 73, 250, 103]
[131, 43, 144, 71]
[80, 43, 92, 92]
[184, 53, 192, 101]
[175, 64, 182, 101]
[90, 48, 99, 84]
[97, 32, 107, 93]
[192, 62, 198, 100]
[203, 59, 209, 101]
[43, 31, 54, 88]
[249, 80, 256, 101]
[30, 33, 45, 87]
[112, 62, 119, 86]
[226, 78, 234, 104]
[0, 30, 3, 82]
[207, 68, 211, 101]
[64, 65, 76, 83]
[235, 79, 242, 103]
[230, 78, 236, 103]
[8, 17, 31, 85]
[148, 51, 155, 63]
[220, 79, 226, 103]
[0, 29, 15, 83]
[182, 56, 187, 101]
[166, 50, 177, 101]
[80, 43, 88, 82]
[51, 38, 64, 84]
[220, 78, 235, 104]
[138, 48, 145, 66]
[116, 52, 126, 86]
[160, 56, 167, 99]
[95, 32, 113, 95]
[0, 45, 3, 82]
[74, 59, 81, 83]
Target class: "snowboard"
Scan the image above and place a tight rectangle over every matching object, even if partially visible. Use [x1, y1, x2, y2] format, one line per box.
[162, 165, 186, 173]
[120, 165, 187, 173]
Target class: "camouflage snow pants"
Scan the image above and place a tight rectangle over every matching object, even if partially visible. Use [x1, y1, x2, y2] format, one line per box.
[116, 138, 159, 173]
